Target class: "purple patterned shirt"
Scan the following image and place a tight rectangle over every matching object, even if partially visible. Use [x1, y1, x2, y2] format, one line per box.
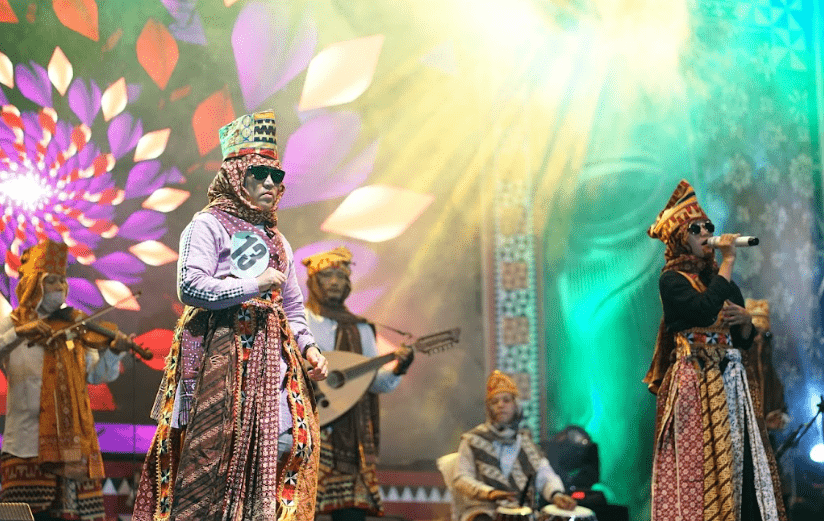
[175, 211, 316, 434]
[177, 212, 316, 352]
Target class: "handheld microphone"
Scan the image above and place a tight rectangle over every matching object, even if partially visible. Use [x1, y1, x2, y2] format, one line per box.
[705, 236, 759, 247]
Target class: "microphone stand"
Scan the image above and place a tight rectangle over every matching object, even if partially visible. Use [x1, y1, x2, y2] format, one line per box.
[775, 395, 824, 459]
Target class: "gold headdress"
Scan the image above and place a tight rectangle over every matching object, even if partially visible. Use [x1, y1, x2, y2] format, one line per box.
[486, 370, 519, 401]
[648, 179, 709, 244]
[18, 239, 68, 278]
[302, 246, 353, 278]
[13, 239, 68, 322]
[745, 298, 771, 331]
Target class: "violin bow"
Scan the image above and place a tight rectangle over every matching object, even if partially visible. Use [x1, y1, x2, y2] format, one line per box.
[46, 291, 143, 344]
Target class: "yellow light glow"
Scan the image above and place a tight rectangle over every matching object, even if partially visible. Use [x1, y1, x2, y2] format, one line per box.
[129, 240, 178, 266]
[95, 279, 141, 311]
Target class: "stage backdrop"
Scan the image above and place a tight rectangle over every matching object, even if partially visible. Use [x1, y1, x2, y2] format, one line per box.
[0, 0, 492, 470]
[1, 2, 824, 521]
[527, 1, 824, 519]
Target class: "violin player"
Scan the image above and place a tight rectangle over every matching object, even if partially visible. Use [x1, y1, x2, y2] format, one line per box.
[0, 239, 133, 521]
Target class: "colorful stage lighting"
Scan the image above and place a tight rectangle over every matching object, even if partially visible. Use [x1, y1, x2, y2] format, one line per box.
[0, 170, 54, 212]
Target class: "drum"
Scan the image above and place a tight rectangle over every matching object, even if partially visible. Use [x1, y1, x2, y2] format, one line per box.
[537, 504, 597, 521]
[495, 505, 534, 521]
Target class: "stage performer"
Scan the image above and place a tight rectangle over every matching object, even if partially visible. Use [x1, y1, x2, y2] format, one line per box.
[743, 298, 792, 507]
[742, 299, 788, 433]
[133, 110, 328, 521]
[452, 370, 575, 521]
[645, 179, 786, 521]
[301, 246, 414, 521]
[0, 239, 131, 521]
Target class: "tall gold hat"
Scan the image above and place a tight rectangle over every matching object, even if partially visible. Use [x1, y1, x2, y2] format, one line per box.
[486, 370, 519, 401]
[218, 109, 279, 161]
[18, 239, 68, 277]
[745, 298, 771, 331]
[648, 179, 709, 244]
[302, 246, 353, 278]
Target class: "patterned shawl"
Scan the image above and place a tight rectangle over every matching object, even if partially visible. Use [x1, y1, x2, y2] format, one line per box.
[204, 153, 285, 230]
[10, 269, 103, 479]
[134, 155, 320, 521]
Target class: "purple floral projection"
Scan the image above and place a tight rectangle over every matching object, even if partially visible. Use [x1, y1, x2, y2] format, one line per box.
[232, 1, 317, 111]
[0, 0, 410, 463]
[0, 60, 183, 313]
[161, 0, 207, 46]
[280, 111, 379, 209]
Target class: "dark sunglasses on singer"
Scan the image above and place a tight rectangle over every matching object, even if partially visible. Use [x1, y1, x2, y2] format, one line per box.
[688, 221, 714, 235]
[247, 165, 285, 184]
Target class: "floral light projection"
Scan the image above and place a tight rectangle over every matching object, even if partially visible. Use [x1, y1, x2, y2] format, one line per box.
[0, 0, 437, 457]
[232, 1, 317, 111]
[53, 0, 99, 41]
[0, 53, 185, 313]
[161, 0, 207, 46]
[298, 34, 385, 111]
[320, 185, 434, 242]
[0, 1, 17, 24]
[279, 111, 379, 208]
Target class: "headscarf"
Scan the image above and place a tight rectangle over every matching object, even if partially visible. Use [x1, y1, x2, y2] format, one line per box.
[204, 153, 285, 230]
[11, 239, 68, 325]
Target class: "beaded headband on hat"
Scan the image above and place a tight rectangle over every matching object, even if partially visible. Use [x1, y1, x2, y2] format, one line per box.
[218, 109, 279, 161]
[18, 239, 68, 277]
[648, 179, 709, 244]
[745, 298, 771, 331]
[302, 246, 353, 278]
[486, 370, 519, 401]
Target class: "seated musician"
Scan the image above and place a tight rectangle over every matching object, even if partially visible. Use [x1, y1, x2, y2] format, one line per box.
[0, 239, 132, 521]
[301, 246, 414, 521]
[453, 371, 576, 521]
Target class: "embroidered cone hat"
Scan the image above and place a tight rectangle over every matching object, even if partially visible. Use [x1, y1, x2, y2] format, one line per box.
[648, 179, 709, 244]
[18, 239, 68, 278]
[218, 109, 279, 161]
[486, 370, 519, 401]
[746, 298, 771, 331]
[302, 246, 353, 278]
[14, 239, 68, 320]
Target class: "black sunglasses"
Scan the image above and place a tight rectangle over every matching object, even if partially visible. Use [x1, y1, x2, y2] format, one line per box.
[246, 165, 285, 184]
[688, 221, 714, 235]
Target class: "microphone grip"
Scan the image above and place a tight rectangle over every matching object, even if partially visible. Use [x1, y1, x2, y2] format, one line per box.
[706, 236, 759, 247]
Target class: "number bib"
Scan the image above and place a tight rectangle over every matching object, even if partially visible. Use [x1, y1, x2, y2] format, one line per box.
[230, 231, 270, 278]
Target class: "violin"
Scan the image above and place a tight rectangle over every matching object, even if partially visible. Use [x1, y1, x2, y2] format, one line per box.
[44, 306, 153, 360]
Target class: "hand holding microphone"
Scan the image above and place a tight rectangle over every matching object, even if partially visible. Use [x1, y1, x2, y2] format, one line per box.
[706, 236, 759, 247]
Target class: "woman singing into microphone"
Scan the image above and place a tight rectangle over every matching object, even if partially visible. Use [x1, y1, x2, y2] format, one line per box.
[645, 180, 786, 521]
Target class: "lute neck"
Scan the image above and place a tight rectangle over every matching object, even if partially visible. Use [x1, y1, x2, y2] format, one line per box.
[343, 352, 398, 379]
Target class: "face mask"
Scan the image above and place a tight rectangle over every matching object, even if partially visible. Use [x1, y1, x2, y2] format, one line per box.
[39, 290, 65, 314]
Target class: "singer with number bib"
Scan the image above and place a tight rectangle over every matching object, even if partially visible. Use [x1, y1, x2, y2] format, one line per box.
[645, 180, 786, 521]
[133, 110, 328, 521]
